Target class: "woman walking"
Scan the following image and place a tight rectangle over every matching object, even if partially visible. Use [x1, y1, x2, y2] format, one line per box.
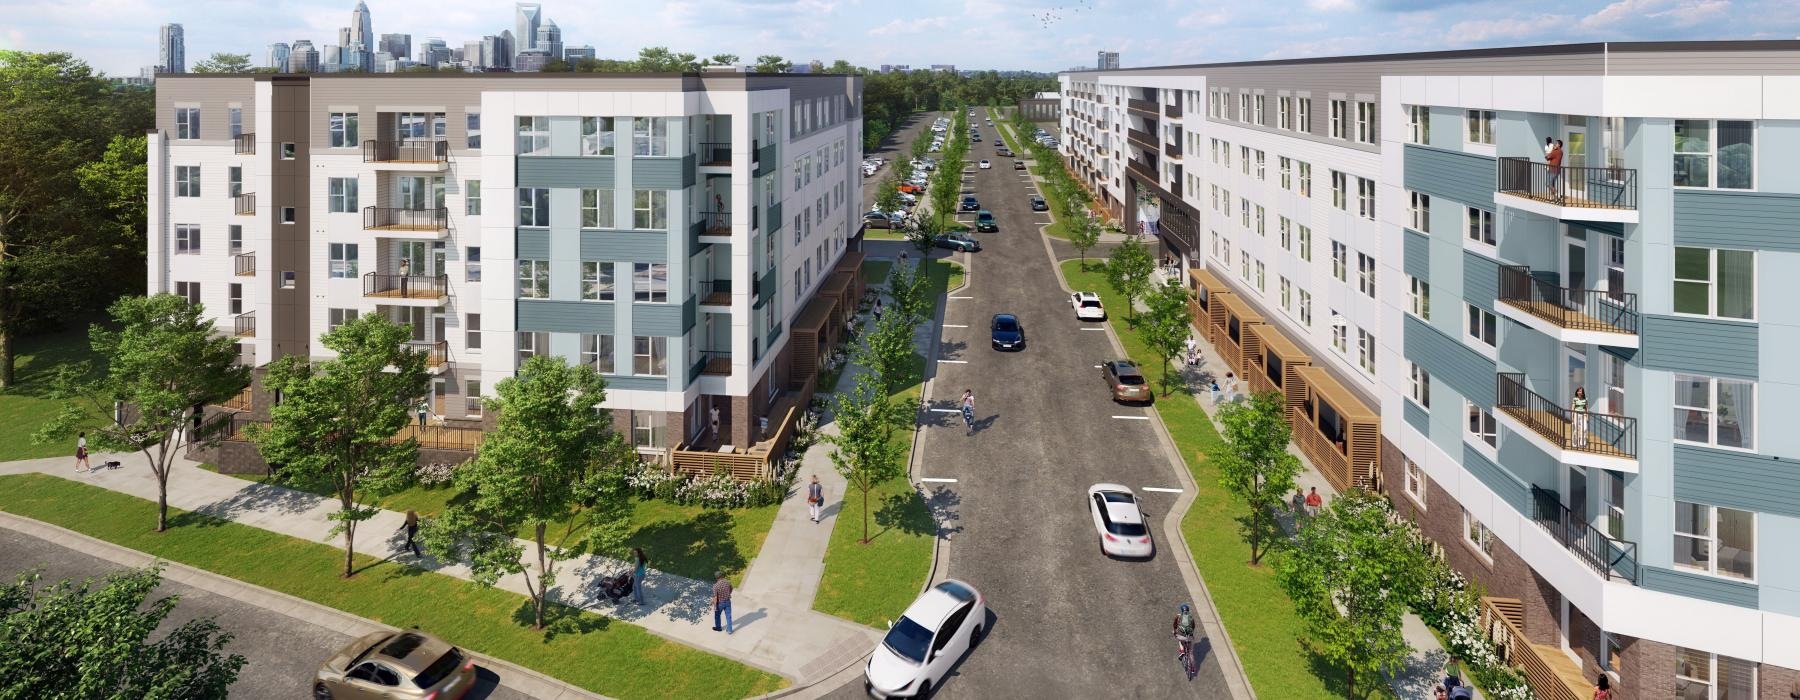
[75, 432, 90, 473]
[632, 547, 649, 605]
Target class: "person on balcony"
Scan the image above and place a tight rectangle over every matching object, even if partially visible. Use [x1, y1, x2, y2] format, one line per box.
[397, 258, 411, 297]
[1571, 386, 1590, 448]
[1547, 139, 1565, 203]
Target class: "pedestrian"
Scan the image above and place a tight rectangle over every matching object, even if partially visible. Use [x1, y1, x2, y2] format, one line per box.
[1592, 674, 1612, 700]
[1547, 139, 1565, 202]
[1224, 371, 1238, 402]
[1209, 378, 1222, 405]
[873, 299, 884, 322]
[632, 547, 649, 605]
[1570, 386, 1589, 448]
[75, 431, 90, 473]
[397, 257, 411, 297]
[960, 389, 975, 434]
[710, 405, 721, 443]
[1291, 489, 1305, 515]
[417, 400, 429, 429]
[1184, 335, 1198, 361]
[1304, 487, 1323, 518]
[403, 509, 421, 556]
[808, 475, 825, 523]
[711, 572, 734, 634]
[899, 251, 909, 267]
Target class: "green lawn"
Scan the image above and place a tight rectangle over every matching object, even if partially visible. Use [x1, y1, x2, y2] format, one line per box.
[865, 228, 908, 241]
[0, 319, 108, 461]
[0, 473, 784, 700]
[1062, 261, 1375, 700]
[862, 260, 894, 286]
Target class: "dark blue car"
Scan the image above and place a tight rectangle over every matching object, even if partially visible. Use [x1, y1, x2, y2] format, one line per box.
[990, 313, 1025, 351]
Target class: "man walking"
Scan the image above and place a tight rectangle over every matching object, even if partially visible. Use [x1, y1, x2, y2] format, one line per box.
[417, 400, 430, 429]
[1304, 487, 1323, 518]
[710, 405, 721, 443]
[808, 475, 825, 523]
[402, 509, 422, 556]
[711, 572, 734, 634]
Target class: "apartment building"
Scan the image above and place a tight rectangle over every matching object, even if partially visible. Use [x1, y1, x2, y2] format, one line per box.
[1060, 42, 1800, 699]
[148, 71, 864, 475]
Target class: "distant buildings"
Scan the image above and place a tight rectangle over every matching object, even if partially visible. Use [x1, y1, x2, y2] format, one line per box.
[930, 64, 955, 72]
[536, 20, 561, 66]
[514, 50, 552, 72]
[288, 40, 319, 73]
[564, 45, 596, 63]
[159, 23, 185, 73]
[418, 38, 450, 68]
[380, 34, 411, 64]
[268, 42, 290, 72]
[879, 64, 910, 73]
[514, 3, 541, 65]
[1096, 50, 1120, 70]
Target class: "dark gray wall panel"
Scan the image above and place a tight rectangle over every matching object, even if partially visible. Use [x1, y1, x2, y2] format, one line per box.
[1673, 444, 1800, 518]
[1640, 566, 1758, 609]
[1405, 229, 1431, 279]
[1640, 315, 1758, 379]
[1463, 444, 1528, 513]
[1405, 315, 1497, 407]
[580, 231, 668, 263]
[1463, 250, 1499, 313]
[634, 154, 697, 190]
[1404, 144, 1496, 210]
[516, 299, 612, 333]
[516, 156, 615, 189]
[517, 229, 550, 259]
[1674, 189, 1800, 252]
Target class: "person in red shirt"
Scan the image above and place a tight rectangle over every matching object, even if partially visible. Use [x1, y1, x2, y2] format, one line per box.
[1304, 487, 1324, 517]
[1546, 139, 1565, 202]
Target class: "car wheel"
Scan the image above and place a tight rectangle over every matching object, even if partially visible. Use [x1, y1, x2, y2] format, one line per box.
[312, 683, 333, 700]
[917, 680, 932, 699]
[970, 624, 985, 649]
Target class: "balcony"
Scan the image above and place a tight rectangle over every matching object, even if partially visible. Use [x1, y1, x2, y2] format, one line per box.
[233, 312, 255, 339]
[695, 350, 732, 377]
[699, 141, 731, 167]
[1478, 597, 1590, 700]
[1164, 103, 1182, 119]
[1530, 486, 1639, 583]
[1495, 373, 1638, 472]
[1497, 265, 1638, 348]
[233, 133, 255, 155]
[362, 139, 448, 166]
[670, 374, 814, 481]
[363, 206, 448, 236]
[363, 273, 449, 303]
[1127, 98, 1158, 116]
[700, 280, 732, 307]
[1127, 128, 1157, 151]
[233, 252, 255, 277]
[1496, 157, 1638, 224]
[404, 339, 449, 369]
[1126, 158, 1156, 182]
[1164, 141, 1182, 159]
[234, 193, 255, 216]
[700, 210, 731, 236]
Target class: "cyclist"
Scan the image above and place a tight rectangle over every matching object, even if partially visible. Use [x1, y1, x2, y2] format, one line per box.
[1172, 603, 1196, 660]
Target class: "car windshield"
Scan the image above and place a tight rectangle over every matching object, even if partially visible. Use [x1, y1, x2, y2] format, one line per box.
[1105, 519, 1149, 537]
[993, 317, 1018, 331]
[412, 647, 463, 688]
[1080, 299, 1101, 308]
[882, 617, 933, 664]
[1101, 491, 1135, 503]
[1116, 372, 1146, 385]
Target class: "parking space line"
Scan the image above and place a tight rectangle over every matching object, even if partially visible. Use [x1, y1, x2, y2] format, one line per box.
[920, 477, 958, 483]
[949, 295, 973, 300]
[1141, 487, 1184, 494]
[937, 359, 969, 364]
[943, 323, 968, 328]
[1111, 415, 1151, 420]
[928, 408, 963, 414]
[1080, 327, 1107, 331]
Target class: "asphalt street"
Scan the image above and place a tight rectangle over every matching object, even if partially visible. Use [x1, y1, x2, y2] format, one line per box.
[0, 528, 524, 700]
[826, 109, 1232, 698]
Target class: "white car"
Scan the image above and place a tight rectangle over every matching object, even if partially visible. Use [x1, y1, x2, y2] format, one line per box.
[866, 580, 986, 699]
[978, 160, 991, 169]
[1088, 484, 1153, 558]
[1070, 292, 1106, 321]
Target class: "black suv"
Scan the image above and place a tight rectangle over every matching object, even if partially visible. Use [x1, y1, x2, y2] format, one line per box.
[960, 196, 981, 211]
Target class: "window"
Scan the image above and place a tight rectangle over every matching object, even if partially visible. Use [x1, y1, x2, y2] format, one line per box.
[1674, 119, 1754, 190]
[1409, 277, 1431, 319]
[463, 246, 481, 282]
[631, 411, 666, 448]
[632, 117, 669, 156]
[465, 180, 481, 215]
[328, 177, 358, 212]
[1279, 217, 1291, 251]
[328, 243, 358, 278]
[1222, 143, 1230, 169]
[227, 166, 242, 198]
[632, 190, 667, 230]
[328, 308, 358, 333]
[1296, 98, 1311, 132]
[280, 143, 295, 160]
[1466, 401, 1497, 447]
[1357, 253, 1376, 298]
[1462, 508, 1496, 560]
[1331, 313, 1347, 353]
[1466, 207, 1495, 246]
[173, 224, 200, 254]
[1238, 93, 1248, 122]
[1240, 198, 1250, 228]
[465, 313, 481, 350]
[581, 262, 615, 301]
[581, 117, 614, 156]
[464, 379, 483, 416]
[1298, 225, 1312, 262]
[328, 112, 359, 148]
[1465, 110, 1495, 145]
[1403, 458, 1426, 507]
[1409, 191, 1430, 232]
[517, 188, 549, 227]
[1298, 161, 1312, 197]
[281, 270, 295, 287]
[228, 106, 242, 139]
[1239, 146, 1250, 175]
[633, 263, 668, 303]
[1357, 177, 1376, 220]
[227, 225, 242, 254]
[1357, 328, 1376, 374]
[1255, 260, 1266, 291]
[1407, 105, 1430, 144]
[1277, 96, 1290, 130]
[1673, 374, 1755, 450]
[1409, 364, 1431, 408]
[1330, 171, 1347, 210]
[516, 331, 547, 364]
[1279, 157, 1292, 189]
[516, 259, 549, 299]
[1240, 251, 1250, 280]
[516, 116, 549, 156]
[1298, 290, 1313, 326]
[1675, 648, 1757, 700]
[1222, 191, 1232, 218]
[174, 281, 200, 305]
[1674, 502, 1756, 581]
[1280, 277, 1291, 309]
[1253, 94, 1265, 125]
[466, 113, 481, 149]
[1673, 247, 1755, 320]
[633, 336, 667, 376]
[1254, 150, 1265, 180]
[1466, 305, 1498, 347]
[1355, 101, 1376, 144]
[581, 333, 615, 372]
[279, 207, 295, 224]
[1331, 241, 1348, 282]
[175, 166, 201, 197]
[1329, 99, 1347, 139]
[580, 188, 615, 229]
[225, 283, 243, 315]
[175, 107, 200, 140]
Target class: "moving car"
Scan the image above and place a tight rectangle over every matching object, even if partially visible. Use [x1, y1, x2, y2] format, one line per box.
[314, 630, 476, 700]
[1088, 484, 1154, 558]
[996, 147, 1012, 157]
[1099, 360, 1152, 404]
[1012, 160, 1026, 171]
[1070, 291, 1105, 320]
[960, 196, 981, 212]
[975, 211, 998, 232]
[935, 233, 981, 252]
[863, 211, 895, 229]
[978, 159, 991, 169]
[865, 580, 986, 699]
[990, 314, 1024, 350]
[1030, 196, 1048, 211]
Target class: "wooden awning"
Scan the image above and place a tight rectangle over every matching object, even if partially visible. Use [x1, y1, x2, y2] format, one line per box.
[822, 269, 852, 298]
[1218, 291, 1264, 324]
[1189, 267, 1227, 296]
[792, 294, 837, 336]
[1248, 323, 1308, 364]
[1294, 365, 1376, 421]
[835, 249, 866, 274]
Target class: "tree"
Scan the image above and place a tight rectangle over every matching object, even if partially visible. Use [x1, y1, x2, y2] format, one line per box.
[826, 371, 910, 544]
[540, 58, 570, 73]
[633, 47, 700, 72]
[191, 52, 254, 73]
[34, 294, 249, 532]
[874, 176, 902, 217]
[1104, 236, 1155, 326]
[753, 55, 792, 74]
[1215, 391, 1304, 565]
[249, 314, 428, 577]
[1276, 490, 1428, 699]
[708, 53, 740, 66]
[1067, 211, 1101, 270]
[826, 59, 856, 75]
[907, 210, 945, 256]
[77, 135, 148, 293]
[887, 247, 935, 327]
[858, 304, 917, 396]
[1140, 280, 1192, 396]
[423, 355, 635, 630]
[0, 566, 247, 698]
[909, 133, 930, 162]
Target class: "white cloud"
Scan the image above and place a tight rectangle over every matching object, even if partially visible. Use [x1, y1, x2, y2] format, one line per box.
[1308, 0, 1359, 11]
[1177, 10, 1230, 29]
[868, 16, 949, 36]
[1444, 14, 1572, 43]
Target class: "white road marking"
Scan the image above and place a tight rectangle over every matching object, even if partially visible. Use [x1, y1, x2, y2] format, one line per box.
[920, 477, 959, 483]
[929, 408, 963, 413]
[1080, 327, 1107, 331]
[1111, 415, 1151, 420]
[943, 323, 969, 328]
[1142, 487, 1184, 494]
[949, 295, 974, 299]
[937, 359, 969, 364]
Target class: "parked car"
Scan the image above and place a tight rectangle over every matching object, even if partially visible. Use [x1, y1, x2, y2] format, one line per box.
[960, 196, 981, 212]
[864, 580, 987, 699]
[1030, 196, 1048, 211]
[1088, 484, 1154, 558]
[1013, 160, 1027, 171]
[898, 183, 923, 195]
[1099, 359, 1152, 403]
[1070, 291, 1105, 320]
[996, 147, 1012, 157]
[978, 159, 991, 169]
[990, 313, 1025, 350]
[313, 630, 476, 700]
[863, 211, 894, 229]
[975, 211, 998, 232]
[935, 233, 981, 252]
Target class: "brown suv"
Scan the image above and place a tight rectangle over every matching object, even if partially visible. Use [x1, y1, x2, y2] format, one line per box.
[313, 630, 476, 700]
[1100, 360, 1153, 403]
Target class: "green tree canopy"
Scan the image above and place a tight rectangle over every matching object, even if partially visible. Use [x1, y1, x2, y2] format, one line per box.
[1104, 236, 1155, 326]
[826, 371, 911, 544]
[191, 52, 255, 73]
[1215, 391, 1304, 564]
[633, 47, 701, 72]
[1139, 280, 1192, 396]
[753, 55, 792, 74]
[709, 53, 740, 66]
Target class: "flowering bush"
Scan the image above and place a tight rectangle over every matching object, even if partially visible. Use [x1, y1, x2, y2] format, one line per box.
[625, 462, 794, 510]
[788, 410, 822, 455]
[414, 461, 458, 486]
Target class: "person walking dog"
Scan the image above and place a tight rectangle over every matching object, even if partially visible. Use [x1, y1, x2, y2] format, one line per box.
[75, 432, 90, 473]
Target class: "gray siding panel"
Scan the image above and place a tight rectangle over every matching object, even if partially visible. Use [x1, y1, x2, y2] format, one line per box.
[1404, 145, 1496, 209]
[581, 231, 668, 263]
[1640, 315, 1758, 379]
[604, 375, 671, 392]
[1673, 189, 1800, 252]
[1640, 566, 1759, 609]
[1404, 229, 1431, 279]
[1463, 250, 1499, 312]
[634, 155, 697, 190]
[517, 157, 615, 189]
[1405, 315, 1497, 407]
[632, 302, 686, 336]
[1462, 444, 1528, 512]
[1404, 399, 1430, 435]
[1673, 444, 1800, 518]
[517, 229, 550, 259]
[516, 300, 613, 333]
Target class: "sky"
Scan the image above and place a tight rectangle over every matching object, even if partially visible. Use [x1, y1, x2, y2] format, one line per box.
[1, 0, 1796, 77]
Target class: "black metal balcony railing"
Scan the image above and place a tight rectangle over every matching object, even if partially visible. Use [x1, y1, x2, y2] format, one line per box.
[1497, 156, 1638, 211]
[233, 311, 255, 338]
[1530, 486, 1639, 583]
[1495, 373, 1637, 460]
[699, 141, 731, 166]
[697, 350, 732, 376]
[700, 210, 731, 235]
[233, 193, 255, 216]
[362, 139, 448, 164]
[234, 252, 255, 277]
[363, 272, 449, 300]
[701, 279, 733, 304]
[363, 206, 448, 231]
[405, 339, 449, 367]
[233, 133, 255, 155]
[1498, 265, 1639, 335]
[1127, 98, 1158, 115]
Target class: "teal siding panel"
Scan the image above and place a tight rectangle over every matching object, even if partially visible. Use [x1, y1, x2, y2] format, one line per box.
[1405, 230, 1431, 280]
[1640, 315, 1758, 379]
[634, 155, 696, 190]
[1673, 444, 1800, 518]
[766, 200, 784, 234]
[1405, 315, 1497, 407]
[517, 229, 550, 259]
[580, 231, 668, 263]
[1674, 189, 1800, 253]
[516, 300, 613, 333]
[603, 375, 671, 392]
[1463, 250, 1499, 313]
[683, 295, 697, 333]
[1640, 566, 1758, 608]
[633, 302, 685, 336]
[1404, 399, 1430, 435]
[755, 144, 777, 177]
[1404, 145, 1496, 210]
[1462, 444, 1528, 513]
[516, 157, 615, 189]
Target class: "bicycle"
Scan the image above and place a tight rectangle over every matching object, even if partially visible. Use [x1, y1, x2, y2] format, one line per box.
[1174, 632, 1198, 679]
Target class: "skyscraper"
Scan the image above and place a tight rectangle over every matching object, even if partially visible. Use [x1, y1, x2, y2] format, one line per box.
[1096, 50, 1120, 70]
[563, 45, 595, 63]
[321, 44, 344, 73]
[349, 1, 374, 59]
[418, 38, 449, 68]
[288, 40, 319, 73]
[268, 42, 290, 72]
[535, 20, 562, 69]
[380, 34, 411, 64]
[464, 40, 485, 68]
[514, 3, 541, 62]
[159, 23, 185, 73]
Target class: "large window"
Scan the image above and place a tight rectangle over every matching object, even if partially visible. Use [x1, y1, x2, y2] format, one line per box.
[328, 243, 358, 278]
[631, 410, 666, 448]
[465, 246, 481, 282]
[1298, 290, 1312, 326]
[228, 166, 242, 198]
[1298, 161, 1312, 197]
[1403, 458, 1426, 508]
[1279, 157, 1292, 190]
[1277, 96, 1291, 130]
[328, 177, 358, 213]
[1329, 99, 1347, 139]
[1330, 170, 1348, 210]
[632, 190, 667, 230]
[1331, 241, 1347, 282]
[1466, 206, 1495, 246]
[633, 336, 667, 376]
[1409, 277, 1431, 319]
[1462, 508, 1496, 561]
[1296, 98, 1311, 133]
[581, 117, 614, 156]
[1674, 502, 1755, 581]
[1357, 253, 1376, 298]
[1675, 647, 1757, 699]
[1673, 374, 1755, 450]
[174, 224, 200, 254]
[1409, 363, 1431, 408]
[1407, 105, 1430, 144]
[328, 112, 359, 148]
[1674, 119, 1754, 190]
[1466, 305, 1498, 347]
[465, 313, 481, 349]
[516, 331, 547, 365]
[517, 188, 549, 227]
[1355, 101, 1377, 144]
[581, 333, 615, 373]
[1465, 110, 1495, 145]
[633, 263, 668, 303]
[516, 259, 549, 299]
[175, 107, 200, 140]
[632, 117, 669, 156]
[328, 308, 358, 333]
[466, 113, 481, 149]
[1357, 177, 1376, 220]
[465, 180, 481, 216]
[1357, 328, 1376, 375]
[1298, 225, 1312, 262]
[516, 116, 550, 156]
[175, 166, 201, 197]
[1673, 247, 1754, 320]
[1409, 191, 1430, 232]
[1466, 401, 1497, 447]
[581, 262, 614, 301]
[580, 188, 615, 229]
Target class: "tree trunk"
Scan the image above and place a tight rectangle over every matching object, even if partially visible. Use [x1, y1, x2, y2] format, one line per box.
[341, 494, 357, 578]
[860, 484, 870, 544]
[533, 522, 548, 630]
[157, 487, 169, 532]
[1248, 508, 1261, 565]
[1345, 667, 1355, 700]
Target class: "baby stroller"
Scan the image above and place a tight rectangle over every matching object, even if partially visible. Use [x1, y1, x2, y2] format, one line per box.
[597, 572, 634, 604]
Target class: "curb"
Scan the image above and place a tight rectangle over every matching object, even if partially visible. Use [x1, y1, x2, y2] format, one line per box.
[0, 511, 607, 700]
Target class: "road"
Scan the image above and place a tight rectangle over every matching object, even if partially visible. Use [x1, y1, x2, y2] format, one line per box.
[0, 527, 524, 700]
